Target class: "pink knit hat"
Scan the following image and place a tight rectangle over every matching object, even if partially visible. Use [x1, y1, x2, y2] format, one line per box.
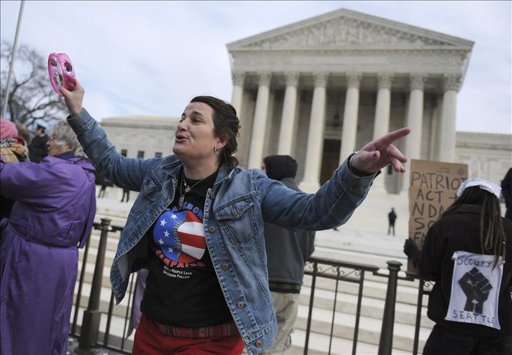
[0, 119, 18, 140]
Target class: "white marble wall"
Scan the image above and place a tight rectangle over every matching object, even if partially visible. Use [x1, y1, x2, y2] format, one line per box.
[93, 114, 511, 195]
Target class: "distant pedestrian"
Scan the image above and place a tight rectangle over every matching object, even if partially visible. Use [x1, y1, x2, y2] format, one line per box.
[98, 179, 108, 198]
[121, 187, 130, 202]
[388, 207, 397, 236]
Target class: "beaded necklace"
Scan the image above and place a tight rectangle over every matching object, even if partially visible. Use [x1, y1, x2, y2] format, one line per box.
[178, 170, 207, 208]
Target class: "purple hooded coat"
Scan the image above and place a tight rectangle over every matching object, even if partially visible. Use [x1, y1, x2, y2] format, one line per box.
[0, 154, 96, 355]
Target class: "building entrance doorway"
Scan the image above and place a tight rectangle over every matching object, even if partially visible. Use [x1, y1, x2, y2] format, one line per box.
[320, 139, 341, 184]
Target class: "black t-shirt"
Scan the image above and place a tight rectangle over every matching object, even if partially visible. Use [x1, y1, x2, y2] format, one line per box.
[141, 170, 232, 327]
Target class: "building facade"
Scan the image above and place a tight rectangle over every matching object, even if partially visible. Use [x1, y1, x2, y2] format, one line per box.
[100, 116, 511, 188]
[101, 115, 179, 160]
[227, 8, 477, 193]
[99, 8, 511, 198]
[456, 131, 511, 185]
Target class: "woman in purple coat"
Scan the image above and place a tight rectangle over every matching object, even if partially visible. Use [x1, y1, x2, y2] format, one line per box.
[0, 120, 96, 355]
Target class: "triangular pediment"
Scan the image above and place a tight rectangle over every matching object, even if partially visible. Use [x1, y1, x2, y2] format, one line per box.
[227, 8, 473, 50]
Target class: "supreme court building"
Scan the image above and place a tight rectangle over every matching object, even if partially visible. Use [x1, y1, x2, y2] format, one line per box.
[227, 8, 476, 193]
[102, 8, 511, 202]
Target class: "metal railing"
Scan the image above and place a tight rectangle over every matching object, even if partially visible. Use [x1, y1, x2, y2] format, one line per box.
[69, 219, 432, 354]
[302, 257, 380, 355]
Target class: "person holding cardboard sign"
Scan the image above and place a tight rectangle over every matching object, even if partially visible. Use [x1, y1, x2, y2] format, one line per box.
[404, 178, 512, 355]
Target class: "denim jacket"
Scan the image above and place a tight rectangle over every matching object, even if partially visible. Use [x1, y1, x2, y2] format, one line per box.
[68, 109, 376, 354]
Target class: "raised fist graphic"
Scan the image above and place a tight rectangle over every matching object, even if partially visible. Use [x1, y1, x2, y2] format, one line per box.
[458, 267, 492, 314]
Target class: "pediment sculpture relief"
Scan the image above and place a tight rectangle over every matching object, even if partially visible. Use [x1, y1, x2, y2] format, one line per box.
[244, 17, 451, 49]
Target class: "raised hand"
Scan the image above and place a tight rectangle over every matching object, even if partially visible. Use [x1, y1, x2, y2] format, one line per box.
[349, 127, 411, 174]
[60, 79, 85, 117]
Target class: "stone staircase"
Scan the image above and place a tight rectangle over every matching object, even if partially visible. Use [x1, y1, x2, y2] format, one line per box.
[72, 188, 433, 354]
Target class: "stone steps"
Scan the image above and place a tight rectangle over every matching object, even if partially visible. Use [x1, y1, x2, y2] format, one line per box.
[72, 285, 429, 353]
[288, 327, 417, 355]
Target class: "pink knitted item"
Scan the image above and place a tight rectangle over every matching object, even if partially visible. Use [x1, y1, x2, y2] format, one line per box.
[0, 119, 18, 140]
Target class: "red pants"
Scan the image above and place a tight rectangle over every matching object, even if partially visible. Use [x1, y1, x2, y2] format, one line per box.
[132, 314, 245, 355]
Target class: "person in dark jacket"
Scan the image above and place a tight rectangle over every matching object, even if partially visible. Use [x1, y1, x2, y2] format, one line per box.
[28, 123, 49, 162]
[404, 178, 512, 355]
[261, 155, 316, 353]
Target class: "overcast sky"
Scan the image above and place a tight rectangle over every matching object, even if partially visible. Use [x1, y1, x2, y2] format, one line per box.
[1, 1, 510, 134]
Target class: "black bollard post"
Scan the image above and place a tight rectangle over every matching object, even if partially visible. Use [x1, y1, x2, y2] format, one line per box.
[378, 260, 402, 355]
[77, 218, 111, 353]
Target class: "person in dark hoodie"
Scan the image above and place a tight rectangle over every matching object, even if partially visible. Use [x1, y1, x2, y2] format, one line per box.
[404, 178, 512, 355]
[261, 155, 316, 353]
[29, 123, 49, 162]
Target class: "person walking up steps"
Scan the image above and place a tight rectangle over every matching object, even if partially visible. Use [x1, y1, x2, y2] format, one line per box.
[388, 207, 397, 236]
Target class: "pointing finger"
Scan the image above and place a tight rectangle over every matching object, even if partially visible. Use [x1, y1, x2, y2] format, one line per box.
[376, 127, 411, 148]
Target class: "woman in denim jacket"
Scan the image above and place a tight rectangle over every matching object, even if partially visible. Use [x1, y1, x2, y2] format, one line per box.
[61, 81, 410, 354]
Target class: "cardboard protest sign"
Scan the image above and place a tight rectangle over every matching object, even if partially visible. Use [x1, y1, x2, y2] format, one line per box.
[407, 159, 468, 272]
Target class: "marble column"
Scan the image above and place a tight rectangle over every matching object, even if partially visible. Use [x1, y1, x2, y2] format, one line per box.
[230, 71, 245, 114]
[373, 73, 394, 139]
[438, 74, 461, 162]
[278, 72, 300, 155]
[299, 73, 328, 192]
[247, 72, 272, 169]
[372, 73, 394, 190]
[339, 73, 362, 162]
[402, 73, 426, 192]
